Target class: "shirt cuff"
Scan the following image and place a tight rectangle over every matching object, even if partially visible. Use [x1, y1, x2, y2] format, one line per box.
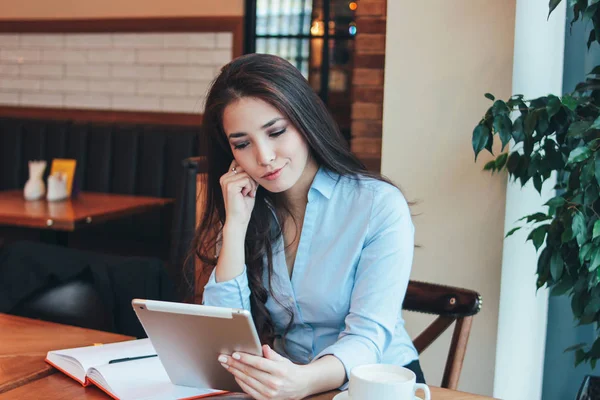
[314, 335, 380, 390]
[202, 265, 251, 311]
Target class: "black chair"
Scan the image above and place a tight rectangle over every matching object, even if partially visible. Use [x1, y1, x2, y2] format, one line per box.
[0, 240, 176, 337]
[11, 277, 113, 332]
[169, 156, 208, 303]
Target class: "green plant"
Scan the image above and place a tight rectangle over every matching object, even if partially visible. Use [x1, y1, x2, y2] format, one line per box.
[472, 0, 600, 368]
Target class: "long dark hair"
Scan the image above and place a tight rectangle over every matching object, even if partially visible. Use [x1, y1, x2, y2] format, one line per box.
[191, 53, 395, 346]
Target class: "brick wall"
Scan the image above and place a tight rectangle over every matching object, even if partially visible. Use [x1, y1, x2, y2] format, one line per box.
[0, 32, 233, 113]
[351, 0, 386, 172]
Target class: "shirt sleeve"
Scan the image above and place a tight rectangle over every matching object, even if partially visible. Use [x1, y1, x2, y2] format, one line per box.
[202, 265, 252, 311]
[314, 185, 415, 388]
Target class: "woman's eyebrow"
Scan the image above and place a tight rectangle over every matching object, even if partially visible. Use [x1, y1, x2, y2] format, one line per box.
[228, 117, 284, 139]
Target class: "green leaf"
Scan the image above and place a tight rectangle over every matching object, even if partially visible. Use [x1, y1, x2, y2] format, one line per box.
[568, 147, 593, 164]
[528, 225, 549, 251]
[506, 152, 521, 174]
[562, 94, 578, 111]
[585, 3, 599, 19]
[492, 100, 510, 116]
[590, 65, 600, 75]
[484, 93, 495, 101]
[584, 297, 600, 315]
[595, 155, 600, 186]
[594, 220, 600, 240]
[494, 115, 512, 150]
[551, 276, 573, 296]
[483, 160, 496, 172]
[582, 160, 596, 186]
[573, 211, 588, 246]
[567, 120, 593, 138]
[575, 349, 586, 366]
[495, 152, 508, 170]
[591, 337, 600, 358]
[505, 226, 522, 238]
[580, 243, 594, 265]
[512, 115, 525, 143]
[519, 212, 552, 223]
[550, 251, 564, 281]
[585, 183, 599, 206]
[524, 112, 538, 136]
[564, 342, 587, 353]
[548, 0, 563, 18]
[472, 124, 490, 161]
[590, 246, 600, 271]
[547, 95, 562, 117]
[591, 115, 600, 130]
[592, 358, 597, 370]
[562, 225, 574, 243]
[545, 196, 566, 208]
[534, 174, 543, 194]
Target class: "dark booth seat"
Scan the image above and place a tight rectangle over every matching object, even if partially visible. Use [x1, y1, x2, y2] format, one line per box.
[0, 116, 203, 259]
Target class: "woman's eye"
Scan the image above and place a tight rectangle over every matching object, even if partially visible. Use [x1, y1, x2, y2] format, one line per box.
[269, 128, 286, 137]
[233, 142, 249, 150]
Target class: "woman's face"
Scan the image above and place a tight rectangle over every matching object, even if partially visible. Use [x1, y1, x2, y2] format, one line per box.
[222, 97, 313, 193]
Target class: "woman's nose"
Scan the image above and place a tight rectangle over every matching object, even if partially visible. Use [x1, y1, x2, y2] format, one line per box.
[255, 144, 275, 166]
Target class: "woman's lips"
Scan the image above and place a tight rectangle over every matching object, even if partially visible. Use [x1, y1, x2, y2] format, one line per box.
[262, 166, 283, 181]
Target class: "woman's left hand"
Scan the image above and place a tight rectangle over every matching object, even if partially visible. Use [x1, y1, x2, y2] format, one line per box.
[218, 344, 308, 400]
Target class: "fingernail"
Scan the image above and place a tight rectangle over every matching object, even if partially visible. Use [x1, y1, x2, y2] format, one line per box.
[232, 353, 241, 360]
[221, 362, 229, 369]
[218, 355, 227, 363]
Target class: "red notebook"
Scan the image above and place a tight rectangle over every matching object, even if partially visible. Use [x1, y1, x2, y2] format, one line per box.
[45, 339, 227, 400]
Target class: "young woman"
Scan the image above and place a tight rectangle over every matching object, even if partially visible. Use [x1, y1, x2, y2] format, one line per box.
[193, 53, 422, 400]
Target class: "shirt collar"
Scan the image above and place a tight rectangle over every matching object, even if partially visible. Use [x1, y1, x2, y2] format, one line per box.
[309, 166, 339, 200]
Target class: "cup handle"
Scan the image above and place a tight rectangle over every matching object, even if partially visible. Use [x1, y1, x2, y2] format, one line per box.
[414, 383, 431, 400]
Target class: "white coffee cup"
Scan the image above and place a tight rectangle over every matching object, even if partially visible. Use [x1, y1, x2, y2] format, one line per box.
[348, 364, 431, 400]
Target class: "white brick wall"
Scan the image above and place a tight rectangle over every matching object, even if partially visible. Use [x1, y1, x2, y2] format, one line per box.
[0, 31, 233, 113]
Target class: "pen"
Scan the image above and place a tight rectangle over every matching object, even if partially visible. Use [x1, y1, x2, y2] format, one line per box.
[108, 354, 158, 364]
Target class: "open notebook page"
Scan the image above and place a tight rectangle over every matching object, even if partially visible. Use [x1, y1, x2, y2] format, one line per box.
[88, 357, 224, 400]
[47, 339, 155, 383]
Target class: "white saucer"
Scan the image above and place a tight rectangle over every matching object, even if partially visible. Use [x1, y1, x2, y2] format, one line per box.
[333, 392, 423, 400]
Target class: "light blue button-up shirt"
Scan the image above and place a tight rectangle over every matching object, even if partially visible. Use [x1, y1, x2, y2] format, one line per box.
[203, 167, 419, 384]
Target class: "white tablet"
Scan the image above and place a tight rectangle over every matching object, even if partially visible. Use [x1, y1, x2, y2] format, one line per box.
[131, 299, 262, 392]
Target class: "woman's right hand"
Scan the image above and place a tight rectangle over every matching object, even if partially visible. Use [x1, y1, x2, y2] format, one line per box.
[220, 160, 258, 228]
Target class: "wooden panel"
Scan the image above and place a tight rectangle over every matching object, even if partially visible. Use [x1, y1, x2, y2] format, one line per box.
[0, 16, 243, 59]
[0, 106, 203, 127]
[351, 102, 383, 120]
[356, 0, 387, 17]
[355, 33, 386, 54]
[351, 137, 382, 157]
[353, 87, 384, 104]
[353, 68, 384, 86]
[356, 17, 387, 34]
[354, 54, 386, 69]
[351, 120, 382, 138]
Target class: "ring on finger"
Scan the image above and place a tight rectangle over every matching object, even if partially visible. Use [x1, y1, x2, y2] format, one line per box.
[231, 166, 237, 174]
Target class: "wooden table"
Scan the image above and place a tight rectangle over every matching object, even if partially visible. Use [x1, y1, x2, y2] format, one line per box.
[0, 190, 173, 231]
[0, 314, 494, 400]
[0, 314, 132, 394]
[0, 190, 172, 245]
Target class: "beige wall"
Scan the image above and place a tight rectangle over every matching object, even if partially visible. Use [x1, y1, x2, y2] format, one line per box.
[382, 1, 516, 396]
[0, 0, 244, 19]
